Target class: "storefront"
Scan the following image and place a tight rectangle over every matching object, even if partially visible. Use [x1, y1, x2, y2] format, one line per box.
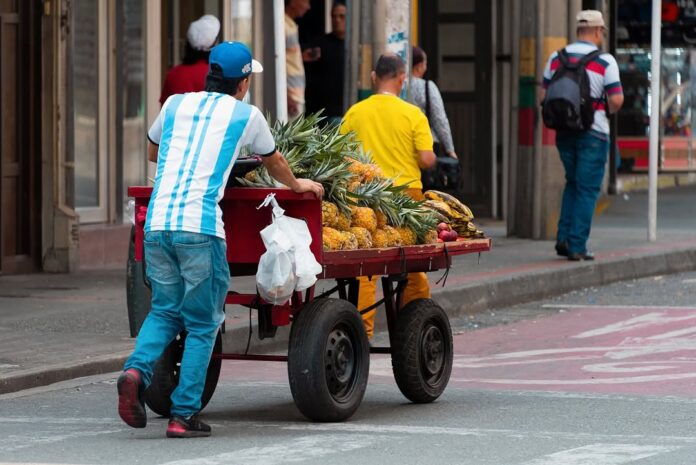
[615, 0, 696, 172]
[71, 0, 258, 268]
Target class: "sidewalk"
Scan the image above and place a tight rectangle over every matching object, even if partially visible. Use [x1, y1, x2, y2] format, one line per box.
[1, 186, 695, 394]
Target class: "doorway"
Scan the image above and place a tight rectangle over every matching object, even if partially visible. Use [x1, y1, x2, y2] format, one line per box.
[0, 0, 41, 274]
[419, 0, 493, 216]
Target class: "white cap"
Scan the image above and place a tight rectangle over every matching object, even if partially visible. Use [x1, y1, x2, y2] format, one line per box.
[187, 15, 220, 51]
[576, 10, 606, 28]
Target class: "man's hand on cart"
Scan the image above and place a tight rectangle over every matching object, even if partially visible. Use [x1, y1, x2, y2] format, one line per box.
[262, 151, 325, 199]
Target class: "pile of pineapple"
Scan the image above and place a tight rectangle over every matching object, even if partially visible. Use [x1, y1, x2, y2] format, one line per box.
[237, 113, 481, 251]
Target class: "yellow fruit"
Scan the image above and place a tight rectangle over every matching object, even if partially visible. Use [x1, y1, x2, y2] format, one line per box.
[335, 211, 351, 231]
[395, 227, 416, 246]
[383, 225, 402, 247]
[348, 180, 361, 192]
[322, 227, 344, 251]
[340, 231, 358, 250]
[372, 229, 389, 248]
[375, 210, 388, 229]
[244, 170, 257, 182]
[363, 164, 384, 182]
[424, 190, 474, 220]
[322, 201, 339, 228]
[349, 227, 373, 249]
[424, 230, 438, 244]
[350, 206, 377, 233]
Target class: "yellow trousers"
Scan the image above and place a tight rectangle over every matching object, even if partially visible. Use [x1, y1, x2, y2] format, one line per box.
[357, 272, 431, 339]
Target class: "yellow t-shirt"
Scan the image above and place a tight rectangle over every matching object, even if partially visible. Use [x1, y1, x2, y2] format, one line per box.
[341, 94, 433, 189]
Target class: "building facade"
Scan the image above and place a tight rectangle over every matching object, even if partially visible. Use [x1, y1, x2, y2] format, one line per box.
[1, 0, 685, 274]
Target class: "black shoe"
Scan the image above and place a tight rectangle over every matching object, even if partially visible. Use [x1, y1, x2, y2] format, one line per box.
[166, 414, 211, 438]
[117, 368, 147, 428]
[567, 251, 594, 261]
[555, 241, 569, 257]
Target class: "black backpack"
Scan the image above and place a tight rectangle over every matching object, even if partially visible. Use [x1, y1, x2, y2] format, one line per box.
[542, 48, 602, 132]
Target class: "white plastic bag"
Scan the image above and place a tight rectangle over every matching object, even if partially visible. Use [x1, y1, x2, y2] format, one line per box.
[255, 194, 322, 304]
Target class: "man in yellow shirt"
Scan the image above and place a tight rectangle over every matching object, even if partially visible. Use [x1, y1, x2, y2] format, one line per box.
[340, 53, 436, 339]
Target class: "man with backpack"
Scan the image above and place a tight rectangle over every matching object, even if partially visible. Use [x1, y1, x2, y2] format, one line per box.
[541, 10, 624, 261]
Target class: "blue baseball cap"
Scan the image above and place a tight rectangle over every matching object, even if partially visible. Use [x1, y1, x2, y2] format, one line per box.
[209, 41, 263, 79]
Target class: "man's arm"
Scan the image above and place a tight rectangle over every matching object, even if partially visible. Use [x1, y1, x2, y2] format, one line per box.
[262, 151, 324, 199]
[148, 141, 158, 163]
[417, 150, 437, 169]
[607, 94, 624, 114]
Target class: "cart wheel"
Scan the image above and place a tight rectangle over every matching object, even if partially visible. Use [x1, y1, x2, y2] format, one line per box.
[391, 298, 453, 403]
[144, 330, 223, 417]
[288, 298, 369, 422]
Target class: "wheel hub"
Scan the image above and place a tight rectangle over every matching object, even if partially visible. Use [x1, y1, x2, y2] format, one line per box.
[421, 324, 445, 378]
[325, 327, 356, 399]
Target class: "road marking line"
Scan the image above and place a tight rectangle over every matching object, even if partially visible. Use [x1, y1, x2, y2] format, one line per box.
[451, 372, 696, 385]
[517, 443, 679, 465]
[0, 417, 121, 425]
[543, 304, 696, 310]
[573, 312, 696, 339]
[158, 434, 383, 465]
[0, 428, 124, 453]
[264, 422, 696, 445]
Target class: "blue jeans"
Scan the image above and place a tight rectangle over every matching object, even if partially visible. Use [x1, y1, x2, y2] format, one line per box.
[124, 230, 229, 418]
[556, 131, 609, 255]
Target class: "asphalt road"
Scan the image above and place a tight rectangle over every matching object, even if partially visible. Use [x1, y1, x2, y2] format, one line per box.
[1, 271, 696, 465]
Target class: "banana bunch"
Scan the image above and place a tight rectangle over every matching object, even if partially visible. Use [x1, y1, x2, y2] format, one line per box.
[423, 190, 485, 239]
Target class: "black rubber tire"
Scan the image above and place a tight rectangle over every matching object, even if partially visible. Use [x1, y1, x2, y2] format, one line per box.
[391, 298, 453, 403]
[144, 330, 223, 417]
[288, 298, 370, 422]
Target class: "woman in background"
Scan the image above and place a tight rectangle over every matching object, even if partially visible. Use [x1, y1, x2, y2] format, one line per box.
[408, 46, 457, 160]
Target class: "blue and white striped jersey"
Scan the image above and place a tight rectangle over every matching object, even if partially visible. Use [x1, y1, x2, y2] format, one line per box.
[145, 92, 276, 239]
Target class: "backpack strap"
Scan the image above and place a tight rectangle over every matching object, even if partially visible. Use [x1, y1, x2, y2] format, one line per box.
[578, 49, 602, 67]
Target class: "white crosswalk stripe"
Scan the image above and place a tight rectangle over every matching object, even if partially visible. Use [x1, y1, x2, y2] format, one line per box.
[517, 443, 680, 465]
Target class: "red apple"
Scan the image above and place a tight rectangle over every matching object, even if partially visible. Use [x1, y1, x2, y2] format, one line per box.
[437, 222, 451, 232]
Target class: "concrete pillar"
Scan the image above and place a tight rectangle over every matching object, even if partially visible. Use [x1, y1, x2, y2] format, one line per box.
[511, 0, 569, 240]
[349, 0, 411, 103]
[42, 0, 79, 273]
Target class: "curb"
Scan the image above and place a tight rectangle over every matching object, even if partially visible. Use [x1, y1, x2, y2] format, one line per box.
[2, 245, 695, 395]
[433, 245, 696, 315]
[0, 352, 131, 395]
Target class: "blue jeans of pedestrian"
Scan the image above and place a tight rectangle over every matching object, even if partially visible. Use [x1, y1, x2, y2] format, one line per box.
[556, 131, 609, 255]
[124, 230, 229, 418]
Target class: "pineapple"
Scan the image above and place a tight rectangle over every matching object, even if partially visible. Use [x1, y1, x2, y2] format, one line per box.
[340, 231, 358, 250]
[350, 206, 377, 233]
[383, 225, 402, 247]
[335, 211, 351, 231]
[323, 227, 344, 251]
[395, 227, 417, 246]
[424, 230, 438, 244]
[372, 229, 390, 248]
[235, 112, 441, 247]
[322, 201, 339, 228]
[375, 210, 388, 229]
[244, 170, 257, 182]
[349, 227, 373, 248]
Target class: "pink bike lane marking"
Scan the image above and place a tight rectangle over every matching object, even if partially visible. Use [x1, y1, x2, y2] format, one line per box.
[446, 305, 696, 396]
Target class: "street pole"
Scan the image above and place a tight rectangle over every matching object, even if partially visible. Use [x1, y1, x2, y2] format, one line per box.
[648, 0, 661, 242]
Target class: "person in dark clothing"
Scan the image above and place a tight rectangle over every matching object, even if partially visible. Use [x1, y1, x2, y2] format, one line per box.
[305, 2, 346, 123]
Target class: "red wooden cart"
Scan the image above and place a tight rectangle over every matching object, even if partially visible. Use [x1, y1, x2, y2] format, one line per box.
[128, 186, 491, 422]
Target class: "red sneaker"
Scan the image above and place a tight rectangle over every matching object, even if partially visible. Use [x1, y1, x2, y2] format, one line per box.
[117, 368, 146, 428]
[166, 414, 211, 438]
